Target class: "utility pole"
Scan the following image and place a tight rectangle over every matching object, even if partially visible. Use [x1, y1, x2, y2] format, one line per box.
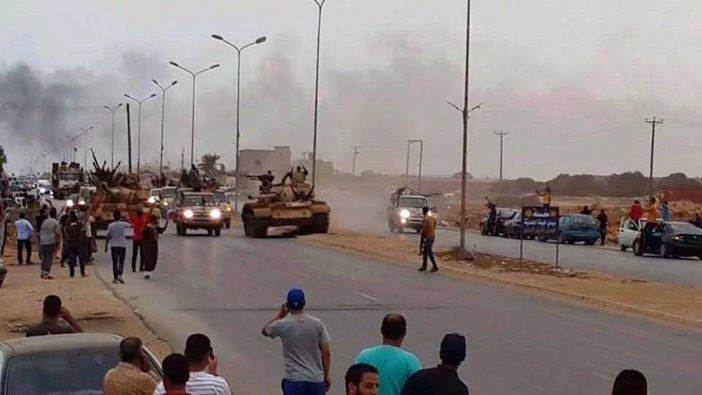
[126, 103, 133, 174]
[351, 145, 361, 175]
[407, 139, 424, 193]
[180, 149, 185, 172]
[405, 140, 411, 178]
[494, 130, 508, 180]
[645, 117, 663, 197]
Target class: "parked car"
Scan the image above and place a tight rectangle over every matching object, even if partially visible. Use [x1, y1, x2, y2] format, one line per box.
[480, 208, 519, 236]
[0, 333, 162, 395]
[618, 217, 645, 251]
[632, 221, 702, 259]
[502, 212, 536, 239]
[539, 214, 600, 245]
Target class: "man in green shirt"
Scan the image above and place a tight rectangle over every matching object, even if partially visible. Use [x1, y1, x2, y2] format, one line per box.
[355, 314, 421, 395]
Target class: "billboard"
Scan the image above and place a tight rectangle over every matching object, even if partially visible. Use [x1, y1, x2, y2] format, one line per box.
[521, 206, 559, 236]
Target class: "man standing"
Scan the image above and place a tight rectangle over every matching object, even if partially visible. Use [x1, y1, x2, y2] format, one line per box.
[596, 209, 608, 246]
[35, 206, 48, 262]
[14, 211, 34, 265]
[355, 314, 421, 395]
[105, 211, 129, 284]
[345, 364, 379, 395]
[39, 208, 61, 279]
[419, 207, 438, 273]
[154, 333, 231, 395]
[103, 337, 158, 395]
[128, 208, 146, 272]
[401, 334, 469, 395]
[536, 185, 551, 208]
[26, 295, 83, 336]
[66, 212, 88, 278]
[661, 200, 670, 222]
[629, 200, 643, 222]
[262, 288, 332, 395]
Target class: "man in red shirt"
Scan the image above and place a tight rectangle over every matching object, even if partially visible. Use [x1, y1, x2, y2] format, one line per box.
[629, 200, 643, 222]
[129, 209, 147, 272]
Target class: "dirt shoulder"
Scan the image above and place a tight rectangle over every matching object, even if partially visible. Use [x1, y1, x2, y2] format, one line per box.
[300, 230, 702, 328]
[0, 250, 171, 358]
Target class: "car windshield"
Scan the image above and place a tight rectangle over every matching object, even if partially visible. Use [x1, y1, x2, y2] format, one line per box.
[214, 192, 226, 203]
[498, 209, 518, 218]
[571, 215, 597, 226]
[183, 194, 215, 206]
[669, 222, 702, 234]
[399, 197, 427, 208]
[6, 347, 120, 395]
[161, 188, 176, 198]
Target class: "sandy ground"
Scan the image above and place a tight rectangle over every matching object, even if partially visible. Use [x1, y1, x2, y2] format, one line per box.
[0, 248, 171, 358]
[301, 230, 702, 328]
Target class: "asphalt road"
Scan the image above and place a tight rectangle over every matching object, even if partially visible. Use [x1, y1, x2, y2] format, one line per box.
[323, 191, 702, 286]
[94, 227, 702, 395]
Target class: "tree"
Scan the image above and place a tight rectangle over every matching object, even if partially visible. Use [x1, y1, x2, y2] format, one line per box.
[198, 153, 221, 178]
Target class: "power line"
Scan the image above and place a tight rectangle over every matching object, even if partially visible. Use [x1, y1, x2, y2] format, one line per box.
[494, 130, 509, 180]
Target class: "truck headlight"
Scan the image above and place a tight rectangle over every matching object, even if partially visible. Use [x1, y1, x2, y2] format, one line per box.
[184, 209, 194, 219]
[400, 209, 411, 219]
[427, 210, 434, 217]
[226, 206, 232, 212]
[400, 218, 408, 224]
[210, 209, 222, 219]
[148, 196, 156, 204]
[78, 199, 86, 206]
[66, 199, 74, 207]
[39, 187, 46, 194]
[162, 201, 168, 206]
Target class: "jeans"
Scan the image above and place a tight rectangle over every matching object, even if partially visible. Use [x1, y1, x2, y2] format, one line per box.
[111, 246, 126, 280]
[40, 244, 56, 275]
[131, 239, 144, 271]
[17, 239, 32, 264]
[281, 380, 326, 395]
[67, 246, 86, 277]
[600, 228, 606, 246]
[61, 238, 69, 264]
[421, 238, 437, 269]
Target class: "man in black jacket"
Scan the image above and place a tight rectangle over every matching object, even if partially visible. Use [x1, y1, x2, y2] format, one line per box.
[401, 333, 469, 395]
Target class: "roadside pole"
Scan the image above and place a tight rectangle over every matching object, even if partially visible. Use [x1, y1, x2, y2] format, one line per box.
[126, 103, 133, 174]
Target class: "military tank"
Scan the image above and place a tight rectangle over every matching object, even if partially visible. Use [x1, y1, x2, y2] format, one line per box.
[241, 177, 330, 238]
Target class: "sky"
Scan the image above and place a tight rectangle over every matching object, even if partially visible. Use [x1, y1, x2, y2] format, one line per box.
[1, 0, 702, 180]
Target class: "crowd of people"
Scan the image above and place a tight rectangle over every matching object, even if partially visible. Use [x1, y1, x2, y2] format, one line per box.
[26, 291, 650, 395]
[0, 196, 168, 282]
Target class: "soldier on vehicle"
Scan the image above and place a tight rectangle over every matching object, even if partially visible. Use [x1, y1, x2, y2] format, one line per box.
[536, 185, 552, 208]
[248, 170, 275, 194]
[282, 166, 309, 186]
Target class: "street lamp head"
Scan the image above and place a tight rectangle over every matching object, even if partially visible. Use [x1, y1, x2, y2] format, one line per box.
[170, 80, 178, 86]
[152, 79, 159, 85]
[124, 93, 135, 100]
[117, 103, 123, 108]
[211, 34, 224, 40]
[104, 105, 111, 110]
[256, 36, 267, 44]
[149, 93, 157, 98]
[169, 61, 180, 67]
[210, 64, 220, 70]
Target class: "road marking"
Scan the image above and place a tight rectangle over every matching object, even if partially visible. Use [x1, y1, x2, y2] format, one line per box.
[299, 273, 311, 279]
[356, 292, 378, 302]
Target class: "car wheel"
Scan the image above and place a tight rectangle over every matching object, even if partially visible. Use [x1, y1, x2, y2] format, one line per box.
[558, 232, 567, 244]
[619, 244, 627, 252]
[584, 240, 595, 246]
[215, 228, 221, 237]
[633, 239, 643, 256]
[208, 229, 214, 236]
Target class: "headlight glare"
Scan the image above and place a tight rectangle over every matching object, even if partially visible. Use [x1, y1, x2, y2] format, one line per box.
[400, 209, 411, 219]
[184, 209, 194, 219]
[210, 209, 222, 219]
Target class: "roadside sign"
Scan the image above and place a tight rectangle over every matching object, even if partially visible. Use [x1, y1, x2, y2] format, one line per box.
[521, 206, 560, 267]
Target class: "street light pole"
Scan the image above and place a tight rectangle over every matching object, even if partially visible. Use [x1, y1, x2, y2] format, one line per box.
[104, 103, 123, 169]
[152, 79, 179, 178]
[307, 0, 327, 187]
[124, 93, 158, 174]
[645, 117, 663, 197]
[407, 139, 423, 193]
[169, 61, 220, 167]
[211, 34, 267, 212]
[78, 126, 94, 170]
[494, 130, 509, 180]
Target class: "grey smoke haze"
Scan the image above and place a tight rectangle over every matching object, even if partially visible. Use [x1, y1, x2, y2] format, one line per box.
[2, 0, 702, 178]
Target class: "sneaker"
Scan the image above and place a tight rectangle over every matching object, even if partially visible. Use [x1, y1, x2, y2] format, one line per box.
[112, 278, 119, 284]
[429, 267, 439, 273]
[81, 273, 89, 278]
[118, 277, 125, 284]
[144, 273, 151, 280]
[418, 267, 427, 272]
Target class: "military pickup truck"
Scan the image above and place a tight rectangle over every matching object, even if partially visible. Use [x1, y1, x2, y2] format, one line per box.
[173, 191, 224, 236]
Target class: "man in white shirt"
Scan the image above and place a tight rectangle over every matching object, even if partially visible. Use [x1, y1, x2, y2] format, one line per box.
[105, 211, 129, 284]
[15, 212, 34, 265]
[154, 333, 231, 395]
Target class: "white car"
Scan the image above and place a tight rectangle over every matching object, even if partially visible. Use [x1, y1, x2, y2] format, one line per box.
[618, 217, 645, 251]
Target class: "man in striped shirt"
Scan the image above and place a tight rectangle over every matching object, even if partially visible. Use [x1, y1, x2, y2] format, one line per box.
[154, 334, 231, 395]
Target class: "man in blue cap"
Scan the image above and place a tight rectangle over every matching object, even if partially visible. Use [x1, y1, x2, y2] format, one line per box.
[262, 288, 332, 395]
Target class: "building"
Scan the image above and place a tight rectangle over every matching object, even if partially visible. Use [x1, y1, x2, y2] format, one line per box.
[239, 146, 291, 190]
[297, 152, 335, 180]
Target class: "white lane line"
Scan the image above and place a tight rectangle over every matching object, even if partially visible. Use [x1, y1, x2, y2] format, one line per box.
[592, 372, 614, 382]
[299, 273, 311, 279]
[356, 292, 378, 302]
